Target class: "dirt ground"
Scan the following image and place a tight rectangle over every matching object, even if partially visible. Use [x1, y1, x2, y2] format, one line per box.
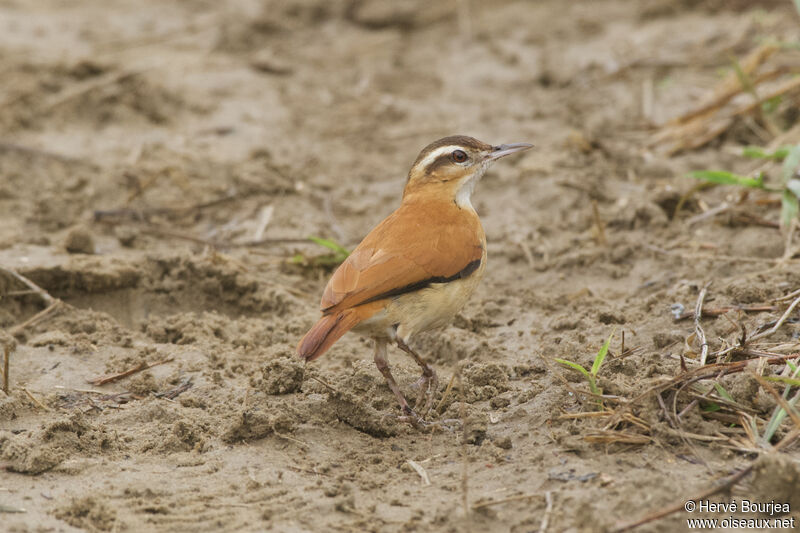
[2, 0, 800, 531]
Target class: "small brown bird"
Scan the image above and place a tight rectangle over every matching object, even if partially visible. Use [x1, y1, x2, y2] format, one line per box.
[297, 135, 532, 424]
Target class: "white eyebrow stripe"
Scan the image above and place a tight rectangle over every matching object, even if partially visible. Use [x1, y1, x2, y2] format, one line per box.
[417, 145, 462, 170]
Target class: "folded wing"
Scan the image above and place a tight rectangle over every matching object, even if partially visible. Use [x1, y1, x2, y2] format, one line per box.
[320, 202, 484, 314]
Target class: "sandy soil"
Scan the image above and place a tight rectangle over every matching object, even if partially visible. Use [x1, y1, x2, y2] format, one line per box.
[2, 1, 800, 531]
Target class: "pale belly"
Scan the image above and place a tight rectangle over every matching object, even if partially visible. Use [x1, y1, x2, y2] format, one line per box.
[353, 258, 486, 343]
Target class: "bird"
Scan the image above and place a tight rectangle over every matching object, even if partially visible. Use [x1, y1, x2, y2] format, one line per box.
[297, 135, 532, 425]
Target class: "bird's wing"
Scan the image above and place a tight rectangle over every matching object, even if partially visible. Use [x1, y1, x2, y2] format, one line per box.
[320, 203, 484, 314]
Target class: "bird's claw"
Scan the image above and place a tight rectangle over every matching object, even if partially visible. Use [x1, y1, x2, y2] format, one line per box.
[383, 410, 459, 433]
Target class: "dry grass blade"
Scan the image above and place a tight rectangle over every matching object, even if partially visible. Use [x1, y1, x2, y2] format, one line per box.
[650, 43, 800, 154]
[0, 267, 55, 305]
[406, 460, 431, 485]
[610, 464, 754, 532]
[473, 492, 542, 510]
[23, 388, 49, 411]
[748, 294, 800, 343]
[1, 343, 9, 395]
[87, 358, 173, 386]
[1, 266, 64, 336]
[584, 430, 652, 445]
[539, 491, 553, 533]
[749, 370, 800, 431]
[695, 282, 711, 365]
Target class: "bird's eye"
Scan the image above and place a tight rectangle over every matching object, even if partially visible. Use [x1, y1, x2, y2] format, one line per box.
[452, 150, 468, 163]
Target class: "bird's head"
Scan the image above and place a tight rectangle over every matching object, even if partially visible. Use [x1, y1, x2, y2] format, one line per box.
[403, 135, 532, 208]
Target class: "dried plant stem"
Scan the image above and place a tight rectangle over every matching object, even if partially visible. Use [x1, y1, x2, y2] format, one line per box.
[1, 267, 63, 336]
[695, 282, 711, 365]
[23, 388, 49, 410]
[611, 464, 754, 532]
[435, 373, 456, 414]
[1, 343, 9, 395]
[748, 295, 800, 343]
[0, 267, 55, 306]
[749, 371, 800, 431]
[454, 360, 468, 516]
[473, 492, 542, 510]
[539, 491, 554, 533]
[87, 358, 173, 386]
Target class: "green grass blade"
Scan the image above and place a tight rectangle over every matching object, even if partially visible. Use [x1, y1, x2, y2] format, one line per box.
[742, 146, 791, 160]
[763, 376, 800, 387]
[782, 189, 800, 228]
[687, 170, 765, 189]
[786, 360, 798, 374]
[591, 327, 616, 377]
[787, 178, 800, 199]
[308, 236, 350, 256]
[713, 382, 735, 402]
[781, 144, 800, 185]
[554, 358, 592, 381]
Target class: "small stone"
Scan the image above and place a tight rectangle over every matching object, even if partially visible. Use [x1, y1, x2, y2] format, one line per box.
[493, 436, 512, 450]
[64, 226, 95, 254]
[490, 396, 510, 409]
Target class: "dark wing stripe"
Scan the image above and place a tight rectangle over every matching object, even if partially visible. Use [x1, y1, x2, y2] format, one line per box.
[357, 258, 482, 306]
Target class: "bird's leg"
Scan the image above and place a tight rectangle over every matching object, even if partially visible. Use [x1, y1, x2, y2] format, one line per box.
[396, 339, 438, 419]
[373, 339, 415, 417]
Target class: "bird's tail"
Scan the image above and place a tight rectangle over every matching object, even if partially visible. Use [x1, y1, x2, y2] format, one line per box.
[297, 303, 383, 362]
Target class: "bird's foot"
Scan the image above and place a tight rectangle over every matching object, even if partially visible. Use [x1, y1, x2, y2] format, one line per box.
[410, 373, 439, 420]
[383, 408, 458, 433]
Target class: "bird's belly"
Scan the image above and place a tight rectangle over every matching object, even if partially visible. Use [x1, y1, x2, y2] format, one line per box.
[384, 265, 485, 342]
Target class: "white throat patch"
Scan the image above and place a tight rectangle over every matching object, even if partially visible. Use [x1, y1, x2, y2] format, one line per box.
[455, 174, 478, 209]
[454, 160, 492, 209]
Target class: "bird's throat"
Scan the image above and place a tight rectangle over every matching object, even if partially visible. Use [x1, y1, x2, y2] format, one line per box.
[455, 174, 478, 210]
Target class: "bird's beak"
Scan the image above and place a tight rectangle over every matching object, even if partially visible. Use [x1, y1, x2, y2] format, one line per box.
[486, 143, 533, 160]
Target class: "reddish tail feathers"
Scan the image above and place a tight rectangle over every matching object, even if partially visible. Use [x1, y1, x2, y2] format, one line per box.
[296, 309, 359, 362]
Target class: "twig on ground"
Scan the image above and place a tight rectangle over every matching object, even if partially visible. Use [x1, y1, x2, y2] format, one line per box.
[272, 426, 309, 449]
[308, 375, 340, 394]
[9, 301, 63, 337]
[455, 360, 469, 516]
[2, 343, 9, 395]
[687, 203, 730, 226]
[613, 426, 800, 532]
[591, 200, 607, 246]
[611, 464, 754, 532]
[1, 267, 64, 336]
[435, 373, 456, 414]
[0, 267, 55, 305]
[675, 304, 776, 320]
[775, 288, 800, 302]
[473, 492, 542, 510]
[154, 377, 194, 400]
[749, 371, 800, 431]
[539, 491, 554, 533]
[406, 460, 431, 485]
[23, 388, 49, 411]
[748, 295, 800, 343]
[695, 282, 711, 365]
[87, 358, 173, 386]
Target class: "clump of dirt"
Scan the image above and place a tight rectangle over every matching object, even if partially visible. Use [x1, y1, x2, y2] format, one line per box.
[63, 225, 95, 254]
[257, 354, 305, 395]
[221, 404, 296, 443]
[55, 496, 117, 532]
[464, 362, 512, 402]
[750, 454, 800, 512]
[127, 372, 159, 395]
[0, 432, 64, 474]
